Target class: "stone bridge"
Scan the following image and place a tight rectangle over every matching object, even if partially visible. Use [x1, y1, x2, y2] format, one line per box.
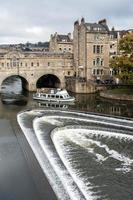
[0, 50, 74, 91]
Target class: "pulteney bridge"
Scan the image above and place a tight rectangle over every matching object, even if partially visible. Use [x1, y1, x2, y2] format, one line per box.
[0, 49, 74, 91]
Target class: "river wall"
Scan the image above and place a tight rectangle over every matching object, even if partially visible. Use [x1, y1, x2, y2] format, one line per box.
[100, 92, 133, 101]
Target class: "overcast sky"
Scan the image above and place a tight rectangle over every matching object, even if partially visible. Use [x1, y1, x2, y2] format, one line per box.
[0, 0, 132, 44]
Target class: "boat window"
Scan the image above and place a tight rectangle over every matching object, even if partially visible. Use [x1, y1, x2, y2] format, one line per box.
[60, 96, 63, 99]
[56, 95, 59, 98]
[51, 95, 55, 98]
[47, 95, 50, 98]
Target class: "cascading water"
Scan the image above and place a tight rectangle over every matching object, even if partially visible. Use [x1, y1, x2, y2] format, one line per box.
[17, 109, 133, 200]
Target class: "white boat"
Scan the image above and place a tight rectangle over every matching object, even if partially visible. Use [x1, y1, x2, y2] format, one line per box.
[33, 88, 75, 102]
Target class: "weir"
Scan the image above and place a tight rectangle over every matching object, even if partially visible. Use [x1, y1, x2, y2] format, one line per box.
[17, 110, 133, 200]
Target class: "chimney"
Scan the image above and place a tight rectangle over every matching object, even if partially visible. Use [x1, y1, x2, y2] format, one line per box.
[112, 27, 115, 31]
[68, 33, 71, 40]
[81, 17, 85, 24]
[98, 19, 107, 26]
[74, 20, 79, 26]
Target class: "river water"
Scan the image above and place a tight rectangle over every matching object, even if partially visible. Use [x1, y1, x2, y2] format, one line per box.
[0, 77, 133, 200]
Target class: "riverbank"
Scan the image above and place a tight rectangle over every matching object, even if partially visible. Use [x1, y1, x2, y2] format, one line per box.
[100, 88, 133, 101]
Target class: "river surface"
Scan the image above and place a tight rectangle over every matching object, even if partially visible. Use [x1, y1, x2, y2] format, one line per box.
[0, 77, 133, 200]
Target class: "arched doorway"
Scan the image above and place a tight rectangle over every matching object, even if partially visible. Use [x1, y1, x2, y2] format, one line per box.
[1, 75, 29, 94]
[36, 74, 61, 89]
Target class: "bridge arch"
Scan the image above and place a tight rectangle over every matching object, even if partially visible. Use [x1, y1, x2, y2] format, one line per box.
[36, 74, 61, 89]
[1, 75, 29, 93]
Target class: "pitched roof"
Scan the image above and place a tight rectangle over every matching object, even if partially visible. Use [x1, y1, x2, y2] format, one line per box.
[85, 22, 109, 32]
[57, 35, 71, 42]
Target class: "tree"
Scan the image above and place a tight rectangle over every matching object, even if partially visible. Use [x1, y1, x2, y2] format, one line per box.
[110, 33, 133, 84]
[119, 33, 133, 54]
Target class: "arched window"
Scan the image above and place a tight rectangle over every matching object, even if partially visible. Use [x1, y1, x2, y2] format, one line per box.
[96, 58, 100, 65]
[10, 57, 19, 67]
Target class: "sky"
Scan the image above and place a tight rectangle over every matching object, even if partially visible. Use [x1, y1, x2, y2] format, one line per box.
[0, 0, 132, 44]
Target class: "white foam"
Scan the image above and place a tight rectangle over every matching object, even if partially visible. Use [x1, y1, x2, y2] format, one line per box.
[52, 130, 98, 200]
[17, 109, 133, 200]
[40, 115, 133, 131]
[53, 128, 133, 173]
[33, 117, 86, 200]
[17, 112, 71, 200]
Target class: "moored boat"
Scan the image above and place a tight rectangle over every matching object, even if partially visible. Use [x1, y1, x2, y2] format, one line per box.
[33, 88, 75, 102]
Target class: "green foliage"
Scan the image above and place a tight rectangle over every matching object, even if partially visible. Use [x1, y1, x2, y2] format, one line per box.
[110, 33, 133, 84]
[119, 33, 133, 54]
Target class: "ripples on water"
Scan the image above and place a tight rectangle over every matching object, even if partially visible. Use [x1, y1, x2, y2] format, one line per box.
[18, 110, 133, 200]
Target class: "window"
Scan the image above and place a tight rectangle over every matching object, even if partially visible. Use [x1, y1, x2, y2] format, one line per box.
[37, 62, 39, 67]
[101, 46, 103, 53]
[48, 62, 50, 66]
[68, 71, 70, 75]
[10, 57, 19, 67]
[97, 45, 100, 54]
[93, 45, 96, 53]
[2, 63, 4, 67]
[101, 59, 103, 66]
[93, 68, 104, 75]
[93, 45, 103, 54]
[96, 58, 100, 65]
[31, 62, 34, 67]
[93, 58, 104, 67]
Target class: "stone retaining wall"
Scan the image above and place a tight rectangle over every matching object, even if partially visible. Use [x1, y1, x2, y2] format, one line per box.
[100, 92, 133, 101]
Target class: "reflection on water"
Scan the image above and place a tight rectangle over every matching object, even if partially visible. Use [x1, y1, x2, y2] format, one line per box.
[1, 76, 28, 106]
[36, 101, 69, 109]
[1, 76, 23, 94]
[0, 76, 133, 118]
[70, 93, 133, 118]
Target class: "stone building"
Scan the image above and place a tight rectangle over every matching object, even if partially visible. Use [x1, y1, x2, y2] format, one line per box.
[49, 32, 73, 53]
[109, 28, 133, 59]
[65, 18, 111, 93]
[73, 18, 110, 82]
[109, 27, 119, 59]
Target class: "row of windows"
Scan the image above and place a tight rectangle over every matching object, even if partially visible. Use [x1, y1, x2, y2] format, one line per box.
[92, 69, 104, 75]
[0, 62, 43, 67]
[93, 58, 104, 66]
[59, 47, 72, 51]
[93, 45, 103, 54]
